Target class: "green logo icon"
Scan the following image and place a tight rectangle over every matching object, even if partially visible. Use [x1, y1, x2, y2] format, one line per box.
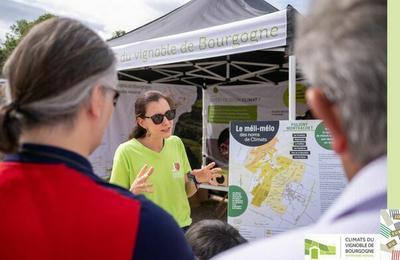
[315, 122, 333, 150]
[228, 185, 248, 217]
[305, 239, 336, 259]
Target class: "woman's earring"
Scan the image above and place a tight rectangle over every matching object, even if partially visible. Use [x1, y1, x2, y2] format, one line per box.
[145, 128, 151, 137]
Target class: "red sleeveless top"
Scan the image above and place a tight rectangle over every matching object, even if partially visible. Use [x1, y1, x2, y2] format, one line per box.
[0, 162, 141, 260]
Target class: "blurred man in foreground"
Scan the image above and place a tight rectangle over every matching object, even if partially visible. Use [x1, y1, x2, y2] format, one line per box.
[215, 0, 386, 258]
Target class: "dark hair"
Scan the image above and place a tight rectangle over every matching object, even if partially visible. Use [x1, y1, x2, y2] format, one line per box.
[296, 109, 316, 120]
[0, 17, 115, 153]
[129, 90, 174, 139]
[217, 128, 230, 146]
[185, 219, 247, 260]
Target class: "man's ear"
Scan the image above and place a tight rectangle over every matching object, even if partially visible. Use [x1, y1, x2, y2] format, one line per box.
[306, 88, 347, 154]
[87, 85, 104, 119]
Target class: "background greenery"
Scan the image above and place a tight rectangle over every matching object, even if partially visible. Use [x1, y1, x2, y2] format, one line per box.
[0, 14, 55, 74]
[174, 92, 203, 169]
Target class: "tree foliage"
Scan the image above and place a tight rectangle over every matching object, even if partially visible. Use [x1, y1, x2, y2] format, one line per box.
[0, 13, 55, 74]
[109, 30, 126, 40]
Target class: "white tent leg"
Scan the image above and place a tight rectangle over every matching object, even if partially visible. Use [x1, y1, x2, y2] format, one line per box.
[289, 55, 296, 120]
[202, 84, 207, 167]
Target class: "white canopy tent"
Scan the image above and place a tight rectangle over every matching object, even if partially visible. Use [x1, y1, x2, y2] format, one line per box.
[109, 0, 300, 88]
[104, 0, 303, 189]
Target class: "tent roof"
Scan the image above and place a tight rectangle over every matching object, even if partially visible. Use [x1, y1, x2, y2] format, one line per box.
[110, 1, 301, 87]
[108, 0, 278, 47]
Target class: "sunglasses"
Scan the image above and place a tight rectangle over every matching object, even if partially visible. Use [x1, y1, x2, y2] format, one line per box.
[143, 109, 176, 124]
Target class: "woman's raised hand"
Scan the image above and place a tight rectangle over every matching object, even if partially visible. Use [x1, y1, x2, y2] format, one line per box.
[130, 164, 154, 194]
[192, 162, 222, 186]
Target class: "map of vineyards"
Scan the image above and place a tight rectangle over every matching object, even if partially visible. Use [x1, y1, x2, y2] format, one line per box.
[228, 120, 346, 240]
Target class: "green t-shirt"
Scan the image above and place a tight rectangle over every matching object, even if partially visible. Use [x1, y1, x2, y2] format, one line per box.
[110, 135, 192, 227]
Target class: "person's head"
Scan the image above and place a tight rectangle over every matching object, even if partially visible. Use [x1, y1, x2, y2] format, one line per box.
[217, 128, 230, 161]
[131, 90, 175, 140]
[0, 17, 118, 155]
[303, 110, 315, 120]
[185, 219, 247, 260]
[296, 109, 316, 120]
[296, 0, 386, 179]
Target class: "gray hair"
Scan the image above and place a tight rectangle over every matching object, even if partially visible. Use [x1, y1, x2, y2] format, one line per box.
[185, 219, 247, 260]
[22, 65, 118, 116]
[0, 17, 117, 153]
[295, 0, 386, 165]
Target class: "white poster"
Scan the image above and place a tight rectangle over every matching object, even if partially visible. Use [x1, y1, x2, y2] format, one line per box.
[89, 81, 197, 178]
[113, 10, 286, 70]
[204, 83, 309, 185]
[228, 120, 347, 240]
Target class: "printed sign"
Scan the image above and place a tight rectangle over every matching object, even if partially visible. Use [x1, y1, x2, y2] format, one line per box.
[228, 120, 347, 240]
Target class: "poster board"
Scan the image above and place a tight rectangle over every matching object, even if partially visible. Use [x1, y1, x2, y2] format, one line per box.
[228, 120, 347, 240]
[204, 83, 309, 186]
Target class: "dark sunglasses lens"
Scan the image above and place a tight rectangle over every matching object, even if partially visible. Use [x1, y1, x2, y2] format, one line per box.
[165, 109, 176, 120]
[151, 114, 164, 124]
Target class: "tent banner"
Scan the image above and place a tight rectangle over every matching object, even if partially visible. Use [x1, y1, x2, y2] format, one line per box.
[89, 81, 197, 178]
[113, 10, 287, 70]
[204, 83, 309, 183]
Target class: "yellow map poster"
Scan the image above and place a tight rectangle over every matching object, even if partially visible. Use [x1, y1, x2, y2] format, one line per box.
[228, 120, 347, 240]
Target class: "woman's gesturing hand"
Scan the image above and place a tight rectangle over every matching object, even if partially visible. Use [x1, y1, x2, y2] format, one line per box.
[192, 162, 222, 186]
[130, 164, 154, 194]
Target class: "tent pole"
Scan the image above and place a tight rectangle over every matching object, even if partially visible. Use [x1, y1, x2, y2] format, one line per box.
[288, 55, 296, 120]
[226, 55, 230, 80]
[202, 82, 207, 167]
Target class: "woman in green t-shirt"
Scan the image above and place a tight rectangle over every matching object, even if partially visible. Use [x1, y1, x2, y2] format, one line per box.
[110, 90, 222, 229]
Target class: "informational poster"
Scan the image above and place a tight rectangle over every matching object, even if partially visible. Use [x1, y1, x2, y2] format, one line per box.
[89, 81, 197, 178]
[204, 83, 309, 185]
[228, 120, 347, 240]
